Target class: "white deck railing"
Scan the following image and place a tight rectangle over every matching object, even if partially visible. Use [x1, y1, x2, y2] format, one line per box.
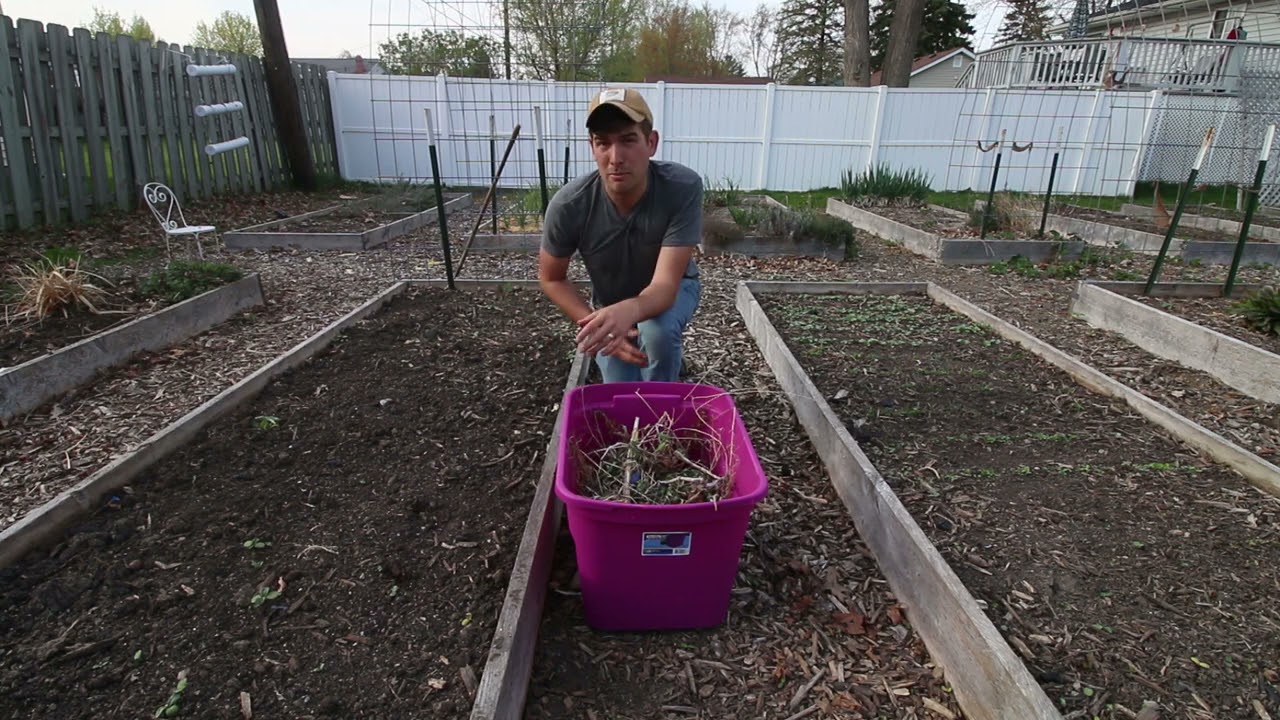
[961, 37, 1280, 93]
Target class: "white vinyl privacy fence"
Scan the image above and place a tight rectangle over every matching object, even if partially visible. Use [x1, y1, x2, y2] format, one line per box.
[325, 72, 1276, 197]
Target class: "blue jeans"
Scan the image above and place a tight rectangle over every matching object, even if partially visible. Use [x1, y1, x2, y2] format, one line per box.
[595, 277, 701, 383]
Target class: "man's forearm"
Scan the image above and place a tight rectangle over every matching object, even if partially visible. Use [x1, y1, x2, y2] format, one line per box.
[541, 279, 593, 324]
[621, 281, 679, 324]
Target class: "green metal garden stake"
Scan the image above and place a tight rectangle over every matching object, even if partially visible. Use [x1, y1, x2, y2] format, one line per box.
[1146, 127, 1216, 295]
[1226, 123, 1274, 296]
[425, 109, 454, 289]
[563, 118, 571, 184]
[977, 129, 1007, 240]
[489, 114, 498, 234]
[535, 107, 549, 214]
[1039, 150, 1060, 238]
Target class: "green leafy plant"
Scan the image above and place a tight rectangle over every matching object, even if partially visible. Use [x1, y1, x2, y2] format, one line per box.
[1231, 286, 1280, 336]
[139, 261, 243, 303]
[154, 675, 188, 718]
[517, 181, 561, 215]
[39, 246, 86, 267]
[250, 586, 282, 607]
[729, 205, 767, 227]
[795, 211, 858, 255]
[243, 538, 271, 550]
[704, 176, 743, 208]
[729, 204, 859, 255]
[840, 163, 932, 206]
[253, 415, 280, 430]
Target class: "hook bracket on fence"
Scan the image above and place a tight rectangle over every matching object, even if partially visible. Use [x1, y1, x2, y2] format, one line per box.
[1012, 140, 1034, 152]
[977, 129, 1007, 153]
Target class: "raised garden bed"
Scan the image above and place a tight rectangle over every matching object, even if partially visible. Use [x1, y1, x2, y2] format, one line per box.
[1119, 203, 1280, 242]
[1044, 205, 1280, 266]
[521, 287, 966, 720]
[464, 195, 854, 260]
[1, 271, 264, 424]
[701, 194, 855, 260]
[222, 194, 473, 251]
[740, 281, 1280, 720]
[827, 198, 1084, 265]
[1071, 281, 1280, 405]
[0, 282, 578, 719]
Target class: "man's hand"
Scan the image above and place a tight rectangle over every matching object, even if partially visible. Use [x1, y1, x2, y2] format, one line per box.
[601, 328, 648, 366]
[575, 301, 640, 355]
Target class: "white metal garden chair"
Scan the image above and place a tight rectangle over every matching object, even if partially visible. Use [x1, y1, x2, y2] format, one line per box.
[142, 182, 215, 261]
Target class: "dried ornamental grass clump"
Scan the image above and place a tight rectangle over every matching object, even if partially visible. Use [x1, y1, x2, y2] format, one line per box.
[573, 410, 734, 506]
[5, 252, 112, 324]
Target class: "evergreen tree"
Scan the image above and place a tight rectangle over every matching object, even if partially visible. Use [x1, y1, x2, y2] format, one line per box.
[869, 0, 974, 71]
[995, 0, 1054, 44]
[774, 0, 844, 85]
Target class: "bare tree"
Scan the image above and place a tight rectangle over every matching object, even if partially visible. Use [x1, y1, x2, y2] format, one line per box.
[843, 0, 869, 85]
[746, 4, 782, 79]
[880, 0, 925, 86]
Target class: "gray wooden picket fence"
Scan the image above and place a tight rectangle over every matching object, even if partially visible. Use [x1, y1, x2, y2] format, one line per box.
[0, 15, 339, 231]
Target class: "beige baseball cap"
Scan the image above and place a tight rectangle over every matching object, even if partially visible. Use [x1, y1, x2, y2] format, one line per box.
[586, 87, 654, 127]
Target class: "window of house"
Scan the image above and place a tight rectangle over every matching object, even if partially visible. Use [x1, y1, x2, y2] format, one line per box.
[1211, 9, 1228, 38]
[952, 55, 963, 68]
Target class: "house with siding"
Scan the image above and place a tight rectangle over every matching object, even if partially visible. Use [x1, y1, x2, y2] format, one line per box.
[960, 0, 1280, 93]
[1066, 0, 1280, 43]
[869, 48, 975, 88]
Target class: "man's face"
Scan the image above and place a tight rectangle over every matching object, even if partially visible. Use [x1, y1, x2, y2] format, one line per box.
[589, 122, 658, 197]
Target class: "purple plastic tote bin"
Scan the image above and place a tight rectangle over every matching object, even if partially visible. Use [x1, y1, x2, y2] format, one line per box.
[553, 381, 769, 632]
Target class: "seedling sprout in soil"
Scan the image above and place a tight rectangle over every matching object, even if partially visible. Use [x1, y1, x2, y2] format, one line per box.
[573, 410, 732, 506]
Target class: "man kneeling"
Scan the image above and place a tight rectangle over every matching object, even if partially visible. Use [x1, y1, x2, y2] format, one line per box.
[538, 87, 703, 383]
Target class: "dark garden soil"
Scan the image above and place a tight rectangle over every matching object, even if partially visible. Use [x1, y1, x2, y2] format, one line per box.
[0, 285, 573, 719]
[759, 292, 1280, 720]
[523, 288, 964, 720]
[1057, 205, 1276, 244]
[1129, 293, 1280, 357]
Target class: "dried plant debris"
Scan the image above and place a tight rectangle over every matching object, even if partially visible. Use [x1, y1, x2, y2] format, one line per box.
[572, 410, 732, 506]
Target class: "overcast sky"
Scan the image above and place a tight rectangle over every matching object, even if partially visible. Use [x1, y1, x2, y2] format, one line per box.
[1, 0, 1011, 61]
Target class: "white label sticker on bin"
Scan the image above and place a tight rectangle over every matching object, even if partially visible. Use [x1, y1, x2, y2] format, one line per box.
[642, 531, 691, 556]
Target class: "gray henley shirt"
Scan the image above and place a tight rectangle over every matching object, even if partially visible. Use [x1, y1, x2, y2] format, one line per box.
[541, 160, 702, 308]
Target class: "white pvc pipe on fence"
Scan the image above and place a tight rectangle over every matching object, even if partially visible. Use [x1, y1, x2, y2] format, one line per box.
[205, 136, 250, 156]
[195, 101, 245, 117]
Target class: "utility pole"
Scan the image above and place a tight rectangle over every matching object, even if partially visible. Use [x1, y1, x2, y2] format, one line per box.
[253, 0, 317, 191]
